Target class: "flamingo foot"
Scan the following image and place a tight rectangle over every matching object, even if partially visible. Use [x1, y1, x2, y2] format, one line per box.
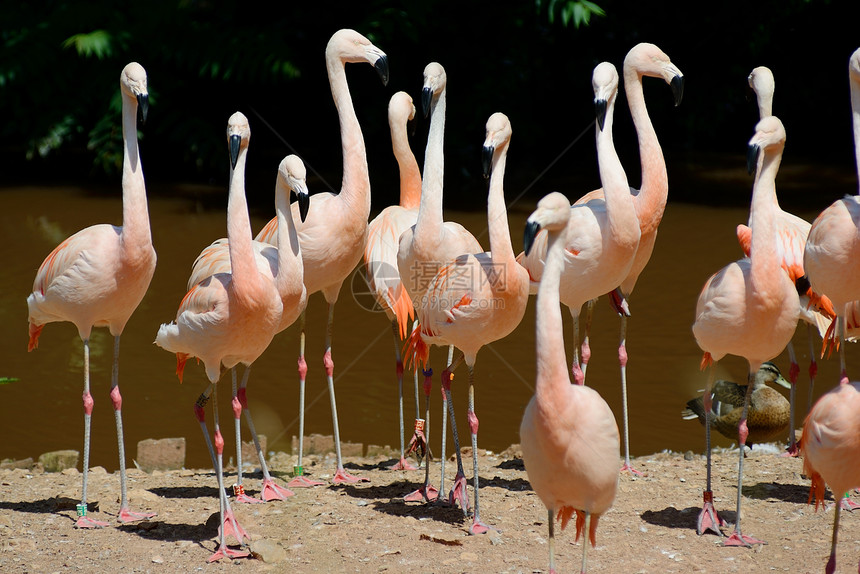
[697, 492, 725, 536]
[781, 442, 800, 458]
[448, 472, 469, 513]
[388, 457, 419, 471]
[287, 474, 325, 488]
[233, 484, 264, 504]
[840, 496, 860, 512]
[620, 462, 643, 476]
[403, 484, 440, 503]
[405, 420, 428, 462]
[469, 519, 492, 535]
[261, 478, 294, 501]
[721, 530, 766, 547]
[333, 468, 370, 485]
[219, 508, 250, 544]
[207, 546, 251, 562]
[75, 515, 109, 528]
[117, 508, 157, 523]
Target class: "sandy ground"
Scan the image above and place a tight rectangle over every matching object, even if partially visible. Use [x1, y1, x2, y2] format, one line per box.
[0, 444, 857, 573]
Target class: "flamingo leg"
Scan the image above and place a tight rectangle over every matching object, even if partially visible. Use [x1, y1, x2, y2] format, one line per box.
[547, 507, 557, 574]
[443, 353, 469, 515]
[617, 317, 642, 476]
[722, 369, 765, 547]
[698, 362, 725, 536]
[75, 338, 109, 529]
[197, 385, 250, 562]
[324, 302, 368, 484]
[838, 317, 850, 386]
[230, 370, 258, 504]
[580, 299, 595, 380]
[581, 511, 591, 574]
[289, 312, 323, 488]
[807, 323, 818, 414]
[782, 341, 801, 457]
[466, 365, 490, 535]
[571, 311, 585, 385]
[439, 345, 454, 495]
[237, 366, 294, 501]
[404, 368, 439, 502]
[109, 336, 156, 523]
[389, 320, 418, 471]
[826, 500, 841, 574]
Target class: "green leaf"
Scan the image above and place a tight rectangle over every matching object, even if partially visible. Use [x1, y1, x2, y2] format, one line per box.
[62, 30, 113, 60]
[0, 378, 20, 385]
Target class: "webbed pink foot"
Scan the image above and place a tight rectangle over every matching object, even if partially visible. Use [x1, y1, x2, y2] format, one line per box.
[389, 457, 419, 471]
[722, 531, 766, 547]
[288, 474, 325, 488]
[697, 491, 725, 536]
[404, 484, 439, 503]
[261, 478, 294, 501]
[620, 462, 643, 476]
[469, 519, 491, 535]
[448, 471, 469, 513]
[219, 509, 250, 544]
[207, 546, 250, 562]
[233, 484, 264, 504]
[333, 468, 369, 484]
[118, 508, 156, 523]
[75, 515, 109, 528]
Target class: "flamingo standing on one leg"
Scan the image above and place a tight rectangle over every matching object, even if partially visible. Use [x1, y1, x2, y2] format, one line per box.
[800, 380, 860, 574]
[804, 47, 860, 388]
[155, 112, 284, 562]
[363, 91, 423, 472]
[27, 62, 157, 529]
[517, 60, 641, 386]
[255, 29, 389, 485]
[692, 115, 800, 546]
[521, 190, 620, 574]
[406, 112, 529, 534]
[397, 62, 483, 504]
[184, 155, 311, 502]
[735, 65, 835, 457]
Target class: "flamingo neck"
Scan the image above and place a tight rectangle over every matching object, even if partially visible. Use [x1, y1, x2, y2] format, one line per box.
[226, 144, 259, 301]
[120, 93, 152, 256]
[597, 95, 639, 252]
[749, 146, 784, 289]
[535, 229, 572, 397]
[391, 114, 421, 210]
[327, 53, 371, 218]
[487, 142, 514, 266]
[415, 89, 446, 244]
[625, 65, 667, 232]
[273, 181, 302, 298]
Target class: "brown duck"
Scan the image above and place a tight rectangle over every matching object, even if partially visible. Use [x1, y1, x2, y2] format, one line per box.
[682, 362, 791, 448]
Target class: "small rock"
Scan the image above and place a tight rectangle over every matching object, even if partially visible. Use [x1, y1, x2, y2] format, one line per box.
[151, 556, 164, 564]
[39, 450, 79, 473]
[250, 539, 287, 563]
[136, 438, 186, 472]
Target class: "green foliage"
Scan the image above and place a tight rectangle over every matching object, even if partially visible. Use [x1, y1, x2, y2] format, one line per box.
[537, 0, 605, 28]
[62, 30, 113, 59]
[0, 378, 20, 385]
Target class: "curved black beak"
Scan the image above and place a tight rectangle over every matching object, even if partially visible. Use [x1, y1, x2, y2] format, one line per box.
[422, 87, 433, 118]
[229, 134, 241, 169]
[746, 143, 761, 175]
[595, 98, 607, 131]
[482, 145, 494, 179]
[374, 56, 390, 87]
[670, 75, 685, 107]
[523, 220, 541, 256]
[296, 190, 310, 223]
[137, 94, 149, 125]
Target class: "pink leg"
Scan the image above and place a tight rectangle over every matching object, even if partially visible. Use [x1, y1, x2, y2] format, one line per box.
[782, 343, 801, 457]
[466, 372, 491, 535]
[697, 366, 725, 537]
[617, 318, 642, 476]
[76, 339, 109, 529]
[389, 329, 418, 471]
[230, 371, 261, 504]
[288, 345, 324, 488]
[580, 300, 594, 380]
[404, 369, 439, 503]
[439, 363, 469, 514]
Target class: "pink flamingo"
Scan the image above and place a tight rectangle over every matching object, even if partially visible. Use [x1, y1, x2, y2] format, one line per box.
[363, 91, 423, 472]
[184, 155, 311, 502]
[397, 62, 483, 504]
[804, 47, 860, 388]
[521, 187, 620, 574]
[155, 112, 284, 562]
[254, 29, 389, 486]
[517, 56, 642, 389]
[800, 380, 860, 574]
[407, 112, 529, 534]
[735, 65, 835, 457]
[27, 62, 157, 529]
[692, 115, 800, 546]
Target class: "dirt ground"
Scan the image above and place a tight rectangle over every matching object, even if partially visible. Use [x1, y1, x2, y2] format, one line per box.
[0, 443, 857, 573]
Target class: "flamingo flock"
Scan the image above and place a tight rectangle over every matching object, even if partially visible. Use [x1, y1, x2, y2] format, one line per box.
[22, 29, 860, 572]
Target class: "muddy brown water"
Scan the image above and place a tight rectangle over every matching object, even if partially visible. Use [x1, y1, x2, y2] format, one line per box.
[2, 182, 857, 472]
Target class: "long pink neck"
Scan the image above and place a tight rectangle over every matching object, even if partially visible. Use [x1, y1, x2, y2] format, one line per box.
[624, 63, 667, 232]
[327, 52, 371, 218]
[119, 93, 152, 257]
[273, 180, 302, 298]
[487, 141, 514, 266]
[748, 144, 783, 297]
[392, 114, 421, 209]
[226, 143, 259, 302]
[535, 228, 572, 400]
[415, 89, 446, 245]
[598, 93, 638, 252]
